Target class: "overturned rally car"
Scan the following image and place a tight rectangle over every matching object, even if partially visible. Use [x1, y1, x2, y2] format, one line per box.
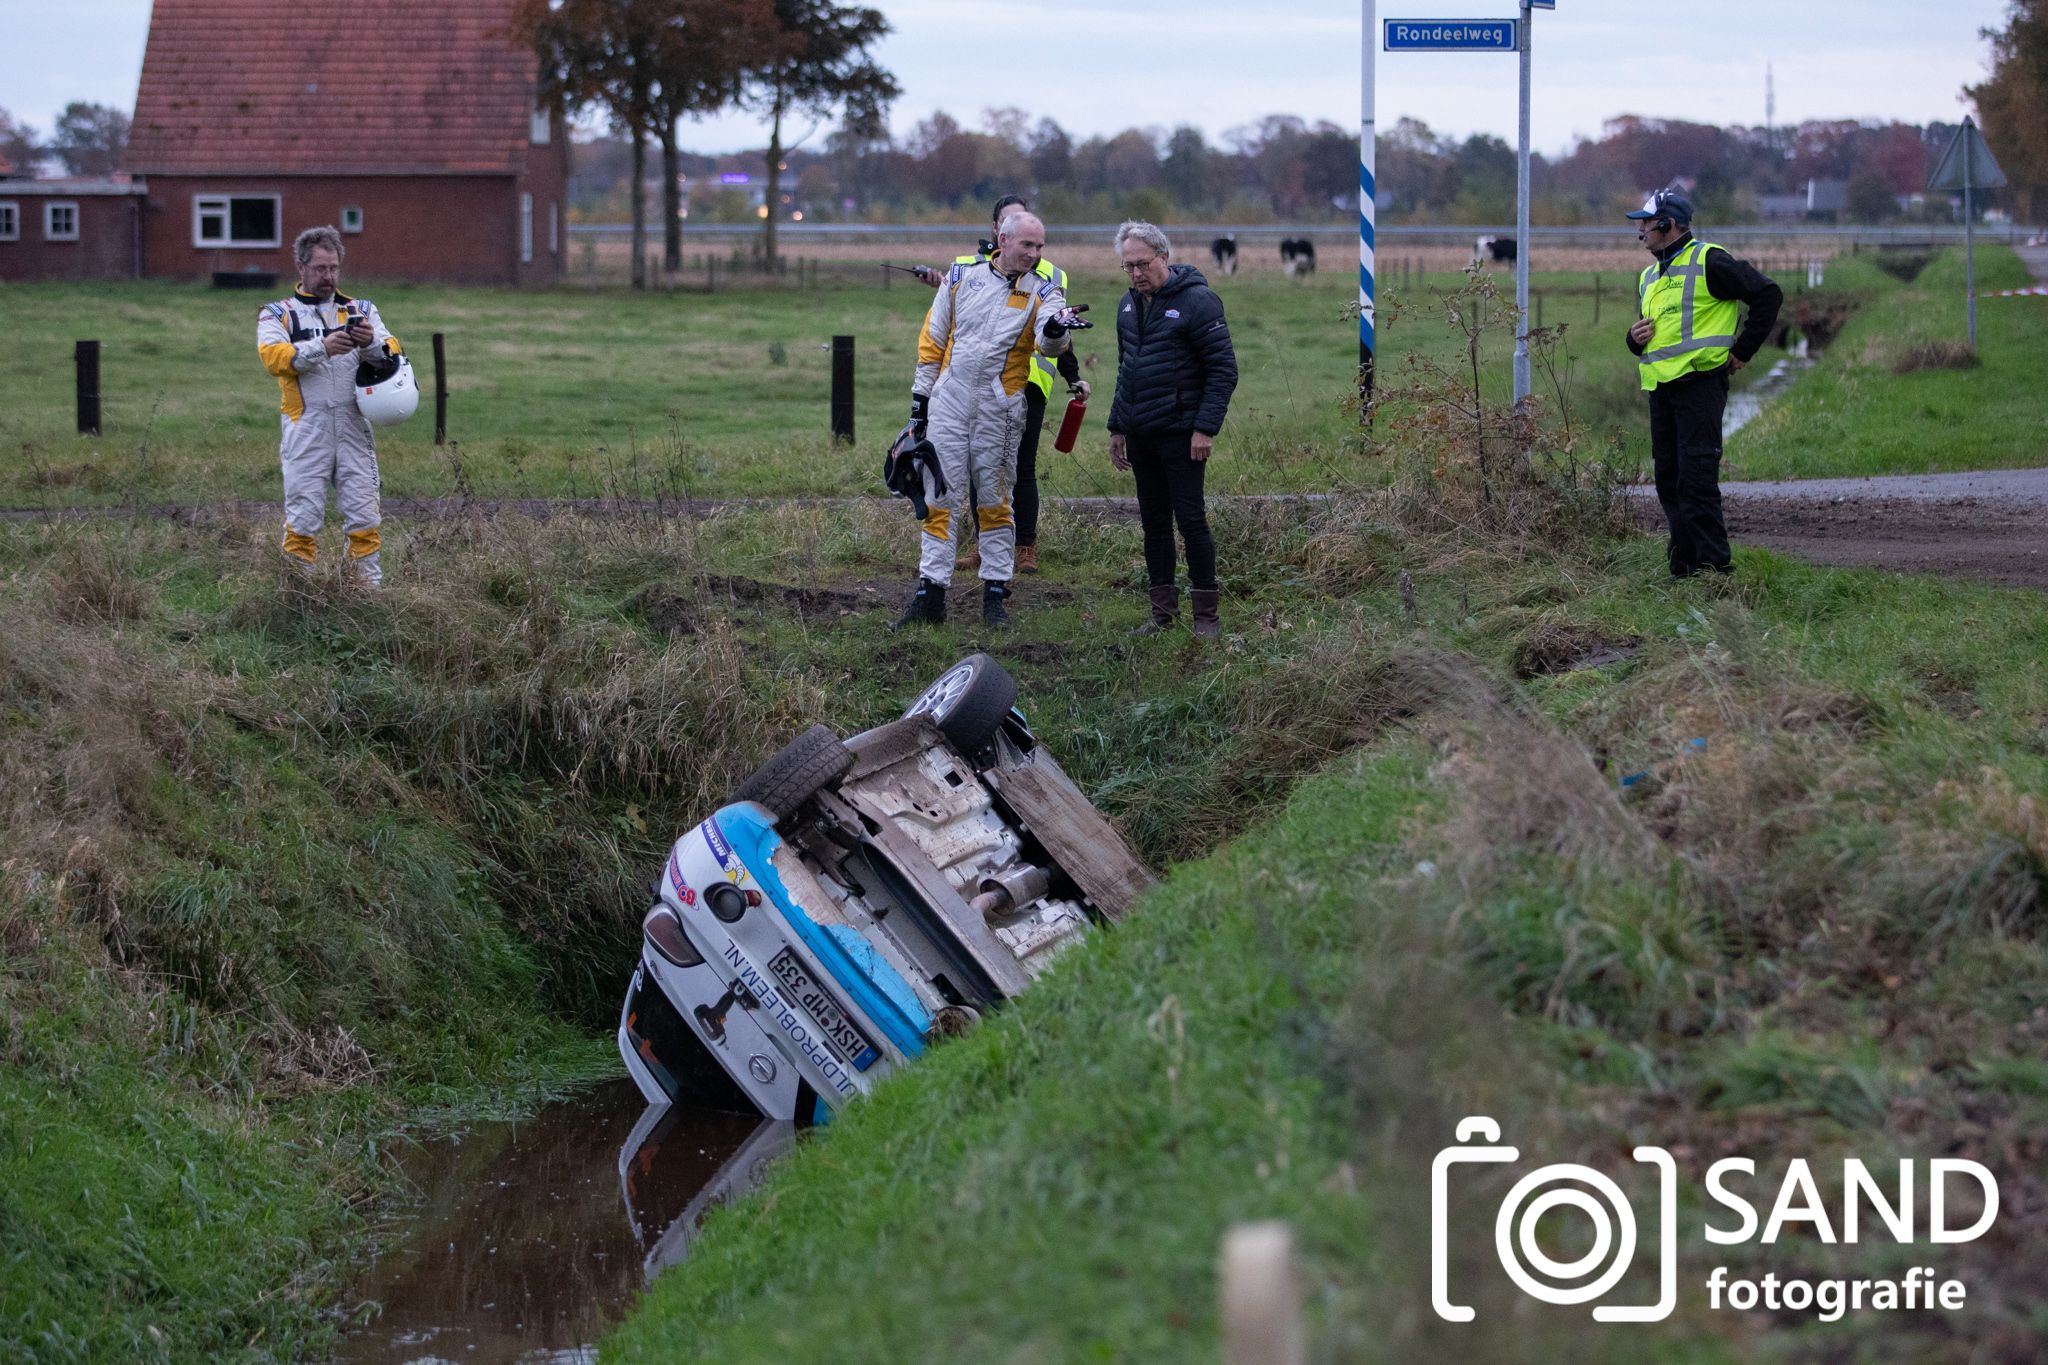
[619, 654, 1154, 1123]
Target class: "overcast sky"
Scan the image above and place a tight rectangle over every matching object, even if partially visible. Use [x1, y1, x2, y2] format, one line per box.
[1, 0, 2010, 159]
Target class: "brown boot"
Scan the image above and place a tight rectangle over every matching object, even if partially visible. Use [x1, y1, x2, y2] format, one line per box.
[1132, 584, 1179, 636]
[1015, 544, 1039, 574]
[1190, 588, 1220, 639]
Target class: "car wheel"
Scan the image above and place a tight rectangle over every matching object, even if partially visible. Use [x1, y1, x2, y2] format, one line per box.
[731, 723, 852, 820]
[904, 653, 1018, 756]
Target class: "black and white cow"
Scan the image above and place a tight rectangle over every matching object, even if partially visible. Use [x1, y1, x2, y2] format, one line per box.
[1210, 235, 1238, 275]
[1279, 237, 1317, 277]
[1475, 235, 1517, 265]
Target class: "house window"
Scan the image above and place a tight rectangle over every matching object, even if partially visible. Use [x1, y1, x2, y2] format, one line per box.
[193, 194, 281, 248]
[341, 206, 364, 234]
[548, 201, 558, 256]
[0, 202, 17, 241]
[531, 106, 552, 146]
[520, 192, 533, 264]
[45, 202, 80, 242]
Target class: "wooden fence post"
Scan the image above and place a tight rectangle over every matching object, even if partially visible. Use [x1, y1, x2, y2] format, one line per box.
[830, 335, 855, 444]
[1220, 1222, 1305, 1365]
[74, 340, 101, 436]
[431, 332, 447, 445]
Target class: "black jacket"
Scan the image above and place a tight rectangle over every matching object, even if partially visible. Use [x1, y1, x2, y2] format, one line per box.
[1107, 264, 1238, 436]
[1626, 233, 1783, 384]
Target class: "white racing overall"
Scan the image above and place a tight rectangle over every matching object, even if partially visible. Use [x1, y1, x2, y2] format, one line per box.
[912, 260, 1070, 584]
[256, 292, 401, 583]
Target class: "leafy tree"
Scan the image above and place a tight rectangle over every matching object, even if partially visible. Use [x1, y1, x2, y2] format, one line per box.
[1970, 0, 2048, 220]
[50, 102, 128, 177]
[0, 107, 42, 177]
[649, 0, 778, 269]
[520, 0, 768, 282]
[1161, 125, 1215, 213]
[1844, 169, 1898, 222]
[1027, 118, 1072, 189]
[735, 0, 899, 267]
[519, 0, 662, 287]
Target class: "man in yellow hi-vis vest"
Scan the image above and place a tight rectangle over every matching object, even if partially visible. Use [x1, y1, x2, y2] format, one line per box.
[924, 195, 1089, 576]
[1625, 187, 1781, 577]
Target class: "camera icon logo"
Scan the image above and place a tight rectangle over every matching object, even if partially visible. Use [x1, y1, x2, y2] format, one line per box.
[1431, 1116, 1677, 1323]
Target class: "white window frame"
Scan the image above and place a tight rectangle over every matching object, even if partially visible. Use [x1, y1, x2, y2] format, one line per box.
[548, 201, 558, 256]
[340, 206, 364, 234]
[531, 106, 552, 146]
[520, 192, 533, 264]
[192, 193, 282, 249]
[44, 201, 80, 242]
[0, 201, 18, 242]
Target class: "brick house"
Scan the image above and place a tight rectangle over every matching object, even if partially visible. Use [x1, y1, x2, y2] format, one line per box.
[126, 0, 567, 286]
[0, 179, 149, 281]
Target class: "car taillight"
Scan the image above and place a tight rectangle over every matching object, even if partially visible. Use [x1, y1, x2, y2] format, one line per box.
[706, 882, 748, 923]
[642, 905, 704, 967]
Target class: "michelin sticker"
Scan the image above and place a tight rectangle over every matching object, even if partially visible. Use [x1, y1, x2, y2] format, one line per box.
[700, 818, 748, 885]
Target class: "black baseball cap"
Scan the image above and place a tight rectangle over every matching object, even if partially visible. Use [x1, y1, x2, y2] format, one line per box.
[1626, 187, 1693, 224]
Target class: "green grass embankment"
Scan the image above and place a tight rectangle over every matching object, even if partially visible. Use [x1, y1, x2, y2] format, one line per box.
[606, 490, 2048, 1362]
[1727, 244, 2047, 480]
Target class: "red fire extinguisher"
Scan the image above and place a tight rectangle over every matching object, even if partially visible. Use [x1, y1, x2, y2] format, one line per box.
[1052, 390, 1087, 453]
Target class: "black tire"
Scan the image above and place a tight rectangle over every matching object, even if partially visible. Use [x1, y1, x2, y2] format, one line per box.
[903, 654, 1018, 757]
[731, 723, 851, 820]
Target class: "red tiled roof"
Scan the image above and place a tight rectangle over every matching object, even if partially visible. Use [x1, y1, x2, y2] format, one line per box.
[127, 0, 539, 176]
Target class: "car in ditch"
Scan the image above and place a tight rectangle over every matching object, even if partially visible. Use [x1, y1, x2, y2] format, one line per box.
[618, 653, 1154, 1124]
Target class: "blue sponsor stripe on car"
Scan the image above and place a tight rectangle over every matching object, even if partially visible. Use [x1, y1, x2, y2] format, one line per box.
[708, 805, 931, 1058]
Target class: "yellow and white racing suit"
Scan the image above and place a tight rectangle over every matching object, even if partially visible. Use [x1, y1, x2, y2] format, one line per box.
[255, 291, 402, 582]
[912, 259, 1071, 584]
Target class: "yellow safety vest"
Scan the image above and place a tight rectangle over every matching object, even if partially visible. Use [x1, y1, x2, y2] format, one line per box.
[954, 252, 1069, 399]
[1636, 239, 1739, 390]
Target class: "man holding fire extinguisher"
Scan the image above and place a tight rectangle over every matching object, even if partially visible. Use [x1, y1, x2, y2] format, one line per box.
[920, 195, 1090, 575]
[893, 209, 1090, 631]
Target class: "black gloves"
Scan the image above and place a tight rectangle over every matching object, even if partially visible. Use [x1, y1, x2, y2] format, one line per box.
[1042, 305, 1092, 339]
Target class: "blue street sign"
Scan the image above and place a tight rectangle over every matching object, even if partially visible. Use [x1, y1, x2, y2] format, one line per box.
[1530, 0, 1555, 10]
[1383, 18, 1517, 50]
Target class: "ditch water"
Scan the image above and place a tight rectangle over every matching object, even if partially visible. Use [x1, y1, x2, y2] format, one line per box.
[330, 1079, 793, 1364]
[1724, 339, 1816, 439]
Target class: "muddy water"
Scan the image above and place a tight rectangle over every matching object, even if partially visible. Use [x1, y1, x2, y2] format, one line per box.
[331, 1080, 789, 1364]
[1724, 344, 1816, 438]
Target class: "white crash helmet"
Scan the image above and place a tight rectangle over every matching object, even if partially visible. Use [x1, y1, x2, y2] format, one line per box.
[354, 353, 420, 427]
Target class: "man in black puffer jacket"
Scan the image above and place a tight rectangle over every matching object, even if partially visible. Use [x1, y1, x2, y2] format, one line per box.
[1107, 220, 1239, 638]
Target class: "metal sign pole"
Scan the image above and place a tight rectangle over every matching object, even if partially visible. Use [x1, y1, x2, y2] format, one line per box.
[1965, 171, 1977, 350]
[1925, 117, 2005, 355]
[1512, 0, 1532, 407]
[1360, 0, 1377, 421]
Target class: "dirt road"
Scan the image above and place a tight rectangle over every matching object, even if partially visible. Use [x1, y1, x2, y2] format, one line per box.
[1716, 474, 2048, 590]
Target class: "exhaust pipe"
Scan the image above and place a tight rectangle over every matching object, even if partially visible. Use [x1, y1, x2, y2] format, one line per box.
[971, 863, 1053, 921]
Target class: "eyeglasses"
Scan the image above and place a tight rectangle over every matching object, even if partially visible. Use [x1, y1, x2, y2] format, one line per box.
[1120, 256, 1160, 273]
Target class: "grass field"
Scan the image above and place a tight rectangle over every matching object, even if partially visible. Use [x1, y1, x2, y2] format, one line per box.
[1726, 245, 2048, 480]
[5, 246, 2037, 522]
[5, 242, 2048, 1363]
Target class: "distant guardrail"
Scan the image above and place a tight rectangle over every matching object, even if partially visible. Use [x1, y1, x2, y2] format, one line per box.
[569, 221, 2036, 246]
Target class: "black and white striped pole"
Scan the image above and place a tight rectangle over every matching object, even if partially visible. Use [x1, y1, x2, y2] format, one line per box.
[1360, 0, 1377, 422]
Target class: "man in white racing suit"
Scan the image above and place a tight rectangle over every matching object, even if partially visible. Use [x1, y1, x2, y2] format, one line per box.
[256, 225, 404, 585]
[894, 210, 1084, 630]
